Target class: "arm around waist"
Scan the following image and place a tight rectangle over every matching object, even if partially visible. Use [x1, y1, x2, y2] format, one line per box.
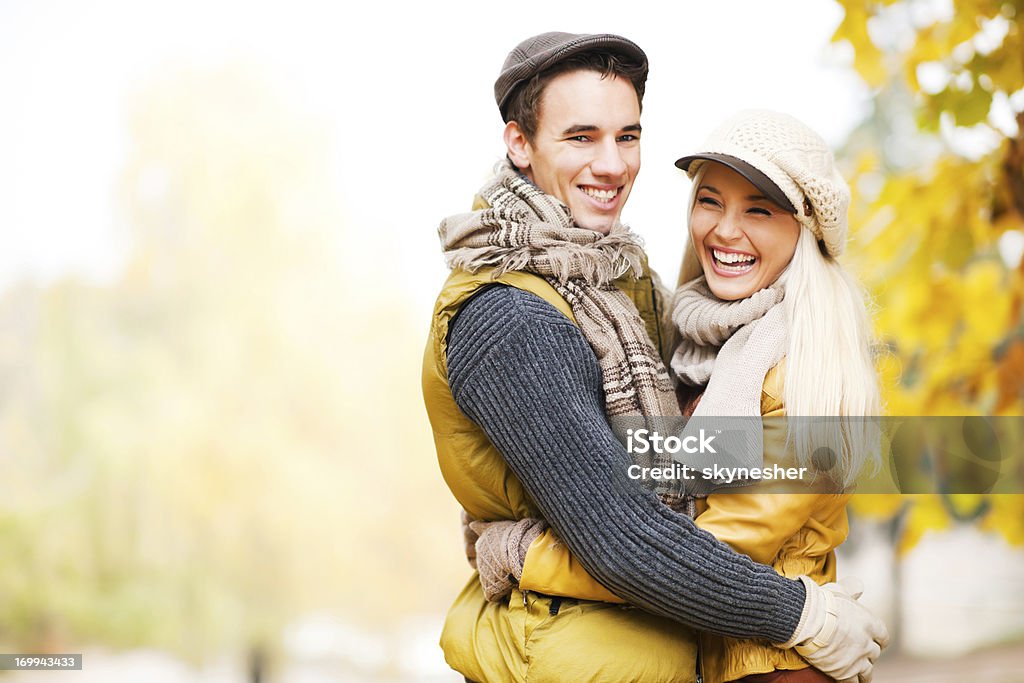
[446, 285, 806, 642]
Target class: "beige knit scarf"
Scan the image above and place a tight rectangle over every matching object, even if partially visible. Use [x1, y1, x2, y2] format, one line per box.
[440, 160, 686, 506]
[670, 276, 788, 486]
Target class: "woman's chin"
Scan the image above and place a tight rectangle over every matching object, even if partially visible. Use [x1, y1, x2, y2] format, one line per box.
[704, 275, 756, 301]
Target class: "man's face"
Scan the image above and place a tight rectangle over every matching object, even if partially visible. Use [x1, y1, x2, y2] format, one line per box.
[516, 70, 641, 234]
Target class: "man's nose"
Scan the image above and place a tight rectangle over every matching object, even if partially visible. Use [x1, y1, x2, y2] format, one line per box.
[591, 139, 628, 178]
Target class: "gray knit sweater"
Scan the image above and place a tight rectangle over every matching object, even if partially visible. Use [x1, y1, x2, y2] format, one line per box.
[446, 285, 805, 643]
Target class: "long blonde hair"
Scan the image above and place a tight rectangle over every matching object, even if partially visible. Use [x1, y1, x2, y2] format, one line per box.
[677, 164, 881, 486]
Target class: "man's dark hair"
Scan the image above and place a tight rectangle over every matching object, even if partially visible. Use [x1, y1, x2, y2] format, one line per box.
[501, 50, 647, 142]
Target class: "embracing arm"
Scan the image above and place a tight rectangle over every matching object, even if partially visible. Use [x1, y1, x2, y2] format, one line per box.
[517, 395, 828, 596]
[446, 285, 805, 642]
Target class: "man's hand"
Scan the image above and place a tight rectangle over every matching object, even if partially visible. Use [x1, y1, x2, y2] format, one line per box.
[778, 576, 889, 683]
[461, 510, 478, 569]
[469, 518, 547, 602]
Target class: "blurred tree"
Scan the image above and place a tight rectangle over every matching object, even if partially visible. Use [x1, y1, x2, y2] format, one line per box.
[834, 0, 1024, 646]
[0, 65, 463, 671]
[836, 0, 1024, 415]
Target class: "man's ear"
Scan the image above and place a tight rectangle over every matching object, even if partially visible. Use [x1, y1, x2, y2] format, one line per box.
[503, 121, 532, 171]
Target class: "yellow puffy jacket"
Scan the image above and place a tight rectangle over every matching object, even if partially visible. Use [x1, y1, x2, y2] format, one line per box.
[422, 264, 699, 683]
[517, 362, 849, 683]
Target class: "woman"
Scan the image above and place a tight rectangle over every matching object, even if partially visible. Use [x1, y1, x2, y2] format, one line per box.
[471, 109, 882, 683]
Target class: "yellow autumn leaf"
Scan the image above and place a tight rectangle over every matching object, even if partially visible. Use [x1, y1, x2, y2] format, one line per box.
[898, 495, 952, 554]
[849, 493, 906, 519]
[833, 2, 889, 87]
[980, 495, 1024, 546]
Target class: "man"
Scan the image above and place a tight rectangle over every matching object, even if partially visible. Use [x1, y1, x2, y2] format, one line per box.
[422, 32, 886, 683]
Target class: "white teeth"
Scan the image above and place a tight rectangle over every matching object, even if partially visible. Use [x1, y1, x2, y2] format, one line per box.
[713, 249, 756, 265]
[582, 186, 618, 201]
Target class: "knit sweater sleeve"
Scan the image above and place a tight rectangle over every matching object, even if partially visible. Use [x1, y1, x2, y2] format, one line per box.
[446, 285, 806, 642]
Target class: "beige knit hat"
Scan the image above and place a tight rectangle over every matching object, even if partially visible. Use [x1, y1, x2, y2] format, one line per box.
[675, 109, 850, 257]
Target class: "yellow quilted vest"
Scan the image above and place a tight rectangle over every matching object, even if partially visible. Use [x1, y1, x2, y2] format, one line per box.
[422, 263, 698, 683]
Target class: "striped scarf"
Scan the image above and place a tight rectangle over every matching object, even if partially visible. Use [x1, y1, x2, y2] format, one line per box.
[439, 160, 688, 509]
[671, 276, 786, 415]
[670, 276, 787, 488]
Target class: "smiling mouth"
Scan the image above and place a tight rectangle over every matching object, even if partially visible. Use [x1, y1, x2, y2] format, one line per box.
[579, 185, 621, 206]
[711, 248, 757, 274]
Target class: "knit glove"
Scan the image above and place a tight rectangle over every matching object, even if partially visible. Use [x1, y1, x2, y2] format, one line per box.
[469, 518, 548, 602]
[777, 576, 889, 683]
[460, 510, 479, 569]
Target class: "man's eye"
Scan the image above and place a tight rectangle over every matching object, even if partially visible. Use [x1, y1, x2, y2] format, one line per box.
[568, 135, 591, 142]
[618, 134, 639, 142]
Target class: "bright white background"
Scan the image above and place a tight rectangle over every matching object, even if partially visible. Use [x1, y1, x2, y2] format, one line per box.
[0, 0, 867, 306]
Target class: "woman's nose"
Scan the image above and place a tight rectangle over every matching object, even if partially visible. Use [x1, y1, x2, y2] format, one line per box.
[713, 212, 744, 241]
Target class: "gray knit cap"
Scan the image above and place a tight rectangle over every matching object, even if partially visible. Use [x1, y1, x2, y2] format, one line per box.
[494, 32, 648, 119]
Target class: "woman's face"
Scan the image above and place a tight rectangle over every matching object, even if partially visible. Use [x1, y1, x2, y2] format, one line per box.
[689, 162, 801, 301]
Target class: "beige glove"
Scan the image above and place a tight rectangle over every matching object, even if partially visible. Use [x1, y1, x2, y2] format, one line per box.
[469, 518, 548, 602]
[777, 576, 889, 683]
[461, 509, 478, 569]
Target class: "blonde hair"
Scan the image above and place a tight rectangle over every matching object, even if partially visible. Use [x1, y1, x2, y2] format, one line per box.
[677, 164, 881, 486]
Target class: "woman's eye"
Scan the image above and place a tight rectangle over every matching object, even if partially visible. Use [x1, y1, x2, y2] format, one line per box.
[748, 207, 772, 216]
[698, 197, 721, 208]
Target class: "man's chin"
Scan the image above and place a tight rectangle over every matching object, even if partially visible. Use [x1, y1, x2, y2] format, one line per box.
[575, 215, 616, 235]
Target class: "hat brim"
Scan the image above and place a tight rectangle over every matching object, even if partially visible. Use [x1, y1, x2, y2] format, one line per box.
[675, 153, 795, 213]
